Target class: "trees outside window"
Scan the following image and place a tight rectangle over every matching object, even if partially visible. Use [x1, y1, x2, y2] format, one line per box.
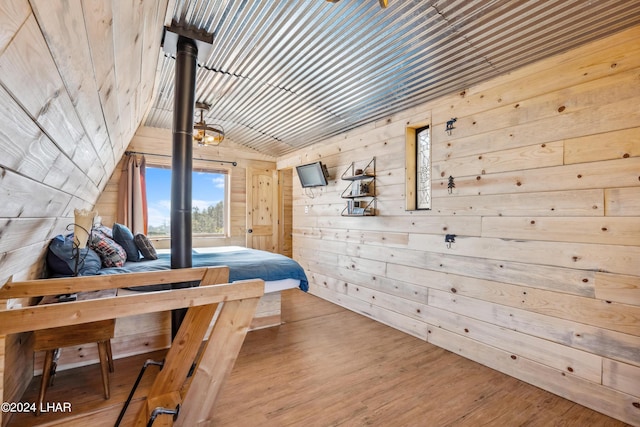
[145, 166, 227, 236]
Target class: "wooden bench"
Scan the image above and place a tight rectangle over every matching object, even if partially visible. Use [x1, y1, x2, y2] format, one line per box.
[0, 267, 264, 426]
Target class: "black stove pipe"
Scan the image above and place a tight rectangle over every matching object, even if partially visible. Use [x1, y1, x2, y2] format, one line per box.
[170, 36, 198, 339]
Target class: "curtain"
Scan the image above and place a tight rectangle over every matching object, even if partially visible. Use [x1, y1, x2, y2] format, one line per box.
[117, 154, 148, 234]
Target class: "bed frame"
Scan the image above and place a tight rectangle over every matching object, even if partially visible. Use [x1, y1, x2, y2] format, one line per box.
[33, 244, 303, 374]
[0, 266, 263, 426]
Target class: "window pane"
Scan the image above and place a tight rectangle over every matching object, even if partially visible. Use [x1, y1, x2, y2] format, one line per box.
[416, 127, 431, 209]
[146, 167, 226, 236]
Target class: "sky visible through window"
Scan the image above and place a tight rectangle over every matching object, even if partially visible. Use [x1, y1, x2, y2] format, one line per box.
[145, 167, 225, 232]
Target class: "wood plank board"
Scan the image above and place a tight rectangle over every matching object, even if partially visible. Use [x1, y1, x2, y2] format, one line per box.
[0, 219, 56, 254]
[603, 358, 640, 397]
[430, 189, 604, 217]
[0, 168, 71, 218]
[313, 268, 429, 305]
[430, 26, 640, 127]
[427, 289, 640, 366]
[565, 127, 640, 164]
[605, 187, 640, 216]
[433, 140, 564, 178]
[30, 0, 111, 173]
[0, 15, 99, 183]
[316, 214, 482, 236]
[432, 67, 640, 161]
[311, 284, 430, 340]
[421, 271, 639, 335]
[380, 246, 595, 297]
[595, 272, 640, 306]
[0, 86, 62, 184]
[406, 234, 640, 277]
[0, 0, 30, 54]
[137, 0, 168, 122]
[481, 216, 640, 246]
[426, 303, 603, 383]
[432, 157, 640, 198]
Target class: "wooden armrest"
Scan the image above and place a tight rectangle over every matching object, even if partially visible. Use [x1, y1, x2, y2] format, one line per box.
[0, 267, 264, 335]
[0, 268, 211, 298]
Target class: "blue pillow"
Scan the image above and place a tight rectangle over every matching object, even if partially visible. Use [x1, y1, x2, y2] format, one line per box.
[47, 234, 101, 277]
[112, 223, 141, 262]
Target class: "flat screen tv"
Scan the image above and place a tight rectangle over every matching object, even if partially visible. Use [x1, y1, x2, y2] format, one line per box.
[296, 161, 329, 188]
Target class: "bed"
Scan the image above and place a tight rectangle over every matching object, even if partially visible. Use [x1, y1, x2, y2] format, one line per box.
[97, 246, 309, 293]
[94, 245, 309, 336]
[43, 236, 309, 372]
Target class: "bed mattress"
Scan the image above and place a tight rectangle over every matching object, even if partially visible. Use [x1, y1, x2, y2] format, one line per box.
[97, 246, 308, 292]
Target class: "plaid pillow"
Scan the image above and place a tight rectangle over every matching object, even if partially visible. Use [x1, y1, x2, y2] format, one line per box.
[94, 225, 114, 239]
[89, 230, 126, 268]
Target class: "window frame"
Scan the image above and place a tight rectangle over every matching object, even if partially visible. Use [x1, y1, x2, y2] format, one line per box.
[405, 119, 432, 211]
[145, 164, 230, 238]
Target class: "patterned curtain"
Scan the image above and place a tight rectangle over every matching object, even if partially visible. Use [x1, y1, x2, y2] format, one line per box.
[117, 154, 148, 234]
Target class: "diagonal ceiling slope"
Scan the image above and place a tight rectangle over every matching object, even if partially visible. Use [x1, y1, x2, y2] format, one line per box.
[145, 0, 640, 157]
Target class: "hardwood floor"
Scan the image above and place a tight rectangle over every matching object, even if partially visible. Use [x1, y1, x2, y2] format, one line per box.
[7, 289, 629, 426]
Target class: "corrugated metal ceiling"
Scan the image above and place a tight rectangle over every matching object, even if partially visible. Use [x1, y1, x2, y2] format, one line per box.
[144, 0, 640, 157]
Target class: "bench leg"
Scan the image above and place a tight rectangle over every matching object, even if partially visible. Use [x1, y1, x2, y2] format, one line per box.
[106, 340, 114, 373]
[36, 350, 54, 416]
[97, 341, 111, 399]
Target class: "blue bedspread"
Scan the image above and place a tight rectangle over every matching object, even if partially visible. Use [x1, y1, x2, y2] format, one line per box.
[97, 248, 308, 292]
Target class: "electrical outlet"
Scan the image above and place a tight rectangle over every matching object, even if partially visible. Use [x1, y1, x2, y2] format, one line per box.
[305, 205, 309, 214]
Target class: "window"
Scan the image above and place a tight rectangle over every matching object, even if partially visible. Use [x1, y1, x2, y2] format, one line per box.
[416, 126, 431, 209]
[405, 121, 431, 210]
[145, 166, 227, 237]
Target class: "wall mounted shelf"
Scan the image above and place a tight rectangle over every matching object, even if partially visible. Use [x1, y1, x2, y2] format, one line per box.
[340, 157, 376, 216]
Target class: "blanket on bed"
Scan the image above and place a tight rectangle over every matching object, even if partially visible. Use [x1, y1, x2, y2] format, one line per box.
[97, 247, 309, 292]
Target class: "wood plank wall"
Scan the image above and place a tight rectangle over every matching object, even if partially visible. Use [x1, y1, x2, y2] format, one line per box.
[0, 1, 167, 287]
[0, 0, 167, 414]
[277, 26, 640, 425]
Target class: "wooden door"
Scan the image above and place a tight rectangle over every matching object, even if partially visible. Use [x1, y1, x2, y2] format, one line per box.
[246, 167, 278, 251]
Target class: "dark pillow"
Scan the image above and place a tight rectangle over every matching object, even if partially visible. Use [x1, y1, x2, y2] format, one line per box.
[112, 223, 141, 262]
[47, 234, 101, 277]
[134, 233, 158, 260]
[89, 230, 127, 268]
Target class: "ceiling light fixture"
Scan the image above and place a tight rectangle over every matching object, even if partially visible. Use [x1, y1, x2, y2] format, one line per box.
[193, 102, 224, 146]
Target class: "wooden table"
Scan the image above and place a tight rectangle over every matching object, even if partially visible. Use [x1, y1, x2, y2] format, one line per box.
[34, 290, 116, 416]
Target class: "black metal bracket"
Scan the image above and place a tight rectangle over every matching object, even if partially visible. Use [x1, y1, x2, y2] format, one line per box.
[445, 234, 456, 249]
[448, 176, 455, 194]
[446, 118, 457, 135]
[147, 404, 180, 427]
[162, 25, 213, 63]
